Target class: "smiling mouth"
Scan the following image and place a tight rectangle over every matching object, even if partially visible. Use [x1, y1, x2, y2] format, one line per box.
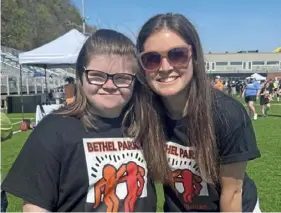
[98, 94, 119, 95]
[157, 76, 179, 83]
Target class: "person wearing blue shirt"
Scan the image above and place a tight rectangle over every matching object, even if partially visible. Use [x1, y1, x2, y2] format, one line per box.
[243, 77, 260, 120]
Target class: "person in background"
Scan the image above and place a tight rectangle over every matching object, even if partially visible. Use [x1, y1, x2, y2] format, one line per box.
[260, 80, 266, 88]
[277, 82, 281, 102]
[227, 80, 232, 96]
[213, 75, 224, 91]
[242, 77, 260, 120]
[231, 81, 237, 96]
[272, 80, 278, 100]
[267, 78, 275, 97]
[238, 81, 245, 97]
[64, 76, 76, 104]
[48, 89, 54, 103]
[136, 12, 261, 212]
[259, 82, 272, 117]
[235, 81, 240, 96]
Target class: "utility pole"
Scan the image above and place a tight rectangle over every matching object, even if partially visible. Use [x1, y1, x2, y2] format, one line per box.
[82, 0, 86, 34]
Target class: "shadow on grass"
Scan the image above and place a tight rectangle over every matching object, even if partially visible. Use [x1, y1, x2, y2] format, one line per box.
[267, 114, 281, 118]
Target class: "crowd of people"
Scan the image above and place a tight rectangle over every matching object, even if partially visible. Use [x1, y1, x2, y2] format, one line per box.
[212, 76, 281, 119]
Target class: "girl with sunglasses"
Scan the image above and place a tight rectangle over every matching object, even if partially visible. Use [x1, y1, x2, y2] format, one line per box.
[136, 13, 261, 212]
[1, 29, 168, 212]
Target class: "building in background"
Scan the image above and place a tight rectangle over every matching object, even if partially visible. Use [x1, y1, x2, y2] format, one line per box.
[204, 50, 281, 81]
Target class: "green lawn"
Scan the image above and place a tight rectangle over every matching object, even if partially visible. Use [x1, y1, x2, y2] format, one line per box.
[6, 113, 35, 132]
[1, 103, 281, 212]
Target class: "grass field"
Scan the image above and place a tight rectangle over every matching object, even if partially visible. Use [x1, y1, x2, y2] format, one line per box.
[1, 102, 281, 212]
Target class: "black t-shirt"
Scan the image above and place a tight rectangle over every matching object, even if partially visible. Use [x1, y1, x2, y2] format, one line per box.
[163, 90, 261, 212]
[268, 83, 274, 94]
[1, 114, 157, 212]
[260, 88, 270, 100]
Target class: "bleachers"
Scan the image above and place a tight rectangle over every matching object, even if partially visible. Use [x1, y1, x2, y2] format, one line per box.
[1, 46, 75, 96]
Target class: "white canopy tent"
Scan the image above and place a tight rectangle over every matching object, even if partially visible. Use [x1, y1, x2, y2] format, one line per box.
[19, 29, 87, 65]
[249, 73, 266, 81]
[17, 29, 88, 119]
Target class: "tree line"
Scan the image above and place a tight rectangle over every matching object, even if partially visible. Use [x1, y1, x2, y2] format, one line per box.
[1, 0, 95, 51]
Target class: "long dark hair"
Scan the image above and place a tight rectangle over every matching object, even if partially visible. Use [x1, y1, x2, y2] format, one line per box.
[55, 29, 170, 182]
[136, 13, 219, 184]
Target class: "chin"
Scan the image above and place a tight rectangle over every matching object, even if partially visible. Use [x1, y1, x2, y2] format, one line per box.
[98, 107, 123, 118]
[155, 87, 185, 97]
[102, 103, 123, 110]
[91, 101, 124, 115]
[158, 90, 178, 97]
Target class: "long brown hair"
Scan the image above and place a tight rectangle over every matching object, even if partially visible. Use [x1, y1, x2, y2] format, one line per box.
[55, 29, 171, 182]
[136, 13, 219, 184]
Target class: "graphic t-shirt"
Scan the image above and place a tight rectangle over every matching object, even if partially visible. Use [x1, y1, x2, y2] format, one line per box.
[1, 114, 156, 212]
[163, 90, 261, 212]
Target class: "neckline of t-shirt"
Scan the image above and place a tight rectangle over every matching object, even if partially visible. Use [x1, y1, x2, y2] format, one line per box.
[98, 115, 123, 125]
[165, 113, 188, 122]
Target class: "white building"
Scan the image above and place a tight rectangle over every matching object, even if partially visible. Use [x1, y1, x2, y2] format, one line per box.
[204, 51, 281, 80]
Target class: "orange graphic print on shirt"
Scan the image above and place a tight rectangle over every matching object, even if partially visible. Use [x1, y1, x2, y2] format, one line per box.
[93, 164, 126, 212]
[171, 169, 203, 203]
[93, 163, 145, 212]
[166, 142, 210, 210]
[83, 138, 148, 212]
[119, 162, 145, 212]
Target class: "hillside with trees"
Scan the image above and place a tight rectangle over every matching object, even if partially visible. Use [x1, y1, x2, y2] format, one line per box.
[1, 0, 95, 51]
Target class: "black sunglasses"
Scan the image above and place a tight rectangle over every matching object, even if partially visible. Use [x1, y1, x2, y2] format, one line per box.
[84, 67, 135, 88]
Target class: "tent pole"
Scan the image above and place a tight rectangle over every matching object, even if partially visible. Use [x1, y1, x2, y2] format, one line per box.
[20, 65, 24, 120]
[44, 65, 48, 103]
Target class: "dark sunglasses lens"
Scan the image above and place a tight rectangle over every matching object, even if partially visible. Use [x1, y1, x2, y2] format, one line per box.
[140, 52, 161, 71]
[168, 47, 189, 66]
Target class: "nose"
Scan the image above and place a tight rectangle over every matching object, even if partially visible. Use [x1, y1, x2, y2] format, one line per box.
[159, 58, 173, 72]
[102, 78, 116, 89]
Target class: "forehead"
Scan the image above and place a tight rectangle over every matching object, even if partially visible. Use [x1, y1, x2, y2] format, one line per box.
[144, 29, 188, 52]
[87, 55, 136, 74]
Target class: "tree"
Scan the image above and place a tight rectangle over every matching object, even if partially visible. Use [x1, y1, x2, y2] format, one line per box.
[1, 0, 96, 51]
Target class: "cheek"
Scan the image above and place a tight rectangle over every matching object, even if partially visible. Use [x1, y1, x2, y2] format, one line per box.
[145, 72, 158, 86]
[119, 87, 134, 101]
[181, 68, 193, 83]
[180, 62, 193, 84]
[82, 83, 99, 97]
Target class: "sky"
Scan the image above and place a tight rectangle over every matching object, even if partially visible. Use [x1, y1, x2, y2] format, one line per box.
[72, 0, 281, 53]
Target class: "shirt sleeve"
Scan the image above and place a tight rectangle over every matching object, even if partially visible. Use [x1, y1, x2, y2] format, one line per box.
[1, 115, 61, 211]
[255, 82, 260, 90]
[215, 98, 261, 165]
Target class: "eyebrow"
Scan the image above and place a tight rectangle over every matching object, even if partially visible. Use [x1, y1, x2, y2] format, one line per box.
[85, 69, 134, 74]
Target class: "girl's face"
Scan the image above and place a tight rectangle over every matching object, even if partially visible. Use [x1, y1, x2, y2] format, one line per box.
[140, 29, 193, 98]
[82, 55, 135, 118]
